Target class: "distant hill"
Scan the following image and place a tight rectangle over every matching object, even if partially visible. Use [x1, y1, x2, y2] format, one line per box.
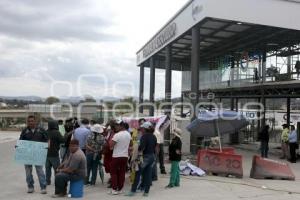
[0, 96, 122, 103]
[0, 96, 43, 102]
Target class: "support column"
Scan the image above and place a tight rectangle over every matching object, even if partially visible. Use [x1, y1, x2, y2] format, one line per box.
[165, 45, 172, 114]
[236, 59, 240, 80]
[231, 98, 239, 144]
[262, 50, 267, 83]
[261, 92, 266, 128]
[230, 57, 235, 86]
[287, 97, 291, 126]
[139, 64, 144, 113]
[257, 97, 261, 135]
[180, 92, 184, 117]
[209, 99, 213, 111]
[149, 57, 155, 116]
[258, 54, 262, 82]
[230, 97, 234, 111]
[191, 25, 200, 119]
[287, 47, 292, 80]
[190, 25, 200, 153]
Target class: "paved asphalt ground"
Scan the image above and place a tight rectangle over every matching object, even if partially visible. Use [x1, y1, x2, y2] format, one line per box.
[1, 131, 300, 200]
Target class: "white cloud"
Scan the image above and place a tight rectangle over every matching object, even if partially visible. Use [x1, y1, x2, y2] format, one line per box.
[0, 0, 187, 99]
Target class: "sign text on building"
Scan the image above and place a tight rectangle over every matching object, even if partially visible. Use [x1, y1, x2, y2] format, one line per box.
[142, 23, 177, 59]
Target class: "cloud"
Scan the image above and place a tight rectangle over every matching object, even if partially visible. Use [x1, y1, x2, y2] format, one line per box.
[0, 0, 186, 99]
[0, 0, 122, 42]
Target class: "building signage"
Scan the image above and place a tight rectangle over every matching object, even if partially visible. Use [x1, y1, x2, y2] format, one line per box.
[142, 23, 177, 58]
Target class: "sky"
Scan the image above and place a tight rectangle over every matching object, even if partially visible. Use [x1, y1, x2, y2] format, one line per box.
[0, 0, 187, 100]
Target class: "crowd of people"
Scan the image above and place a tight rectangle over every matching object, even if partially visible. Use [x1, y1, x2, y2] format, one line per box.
[18, 115, 182, 198]
[18, 114, 300, 197]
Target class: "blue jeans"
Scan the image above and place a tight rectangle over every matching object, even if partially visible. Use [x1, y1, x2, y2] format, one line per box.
[24, 165, 46, 189]
[86, 153, 99, 185]
[131, 154, 155, 194]
[46, 157, 60, 184]
[152, 156, 158, 180]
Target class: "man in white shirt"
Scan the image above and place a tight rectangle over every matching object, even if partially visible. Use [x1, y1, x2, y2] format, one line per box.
[108, 120, 131, 195]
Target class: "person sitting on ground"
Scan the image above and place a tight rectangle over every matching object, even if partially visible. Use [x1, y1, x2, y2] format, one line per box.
[166, 128, 182, 188]
[52, 139, 87, 198]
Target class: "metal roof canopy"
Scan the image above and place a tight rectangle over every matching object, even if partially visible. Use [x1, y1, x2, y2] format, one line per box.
[136, 0, 300, 71]
[182, 80, 300, 98]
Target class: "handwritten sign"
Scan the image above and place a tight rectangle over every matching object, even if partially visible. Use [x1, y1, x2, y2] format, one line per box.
[15, 140, 48, 166]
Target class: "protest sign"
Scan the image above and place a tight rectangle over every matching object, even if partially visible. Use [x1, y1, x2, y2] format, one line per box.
[15, 140, 48, 166]
[123, 115, 168, 129]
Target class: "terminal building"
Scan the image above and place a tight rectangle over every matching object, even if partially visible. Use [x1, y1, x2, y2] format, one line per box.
[136, 0, 300, 152]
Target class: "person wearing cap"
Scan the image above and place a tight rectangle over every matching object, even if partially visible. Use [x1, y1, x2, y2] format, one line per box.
[85, 124, 105, 185]
[126, 121, 157, 197]
[166, 128, 182, 188]
[52, 139, 87, 198]
[280, 124, 289, 159]
[108, 120, 132, 195]
[288, 125, 298, 163]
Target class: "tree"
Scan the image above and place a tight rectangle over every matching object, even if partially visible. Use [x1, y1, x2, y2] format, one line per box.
[119, 96, 137, 111]
[81, 95, 96, 103]
[45, 96, 60, 104]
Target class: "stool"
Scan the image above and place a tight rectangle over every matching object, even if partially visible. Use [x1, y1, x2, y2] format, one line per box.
[69, 179, 84, 198]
